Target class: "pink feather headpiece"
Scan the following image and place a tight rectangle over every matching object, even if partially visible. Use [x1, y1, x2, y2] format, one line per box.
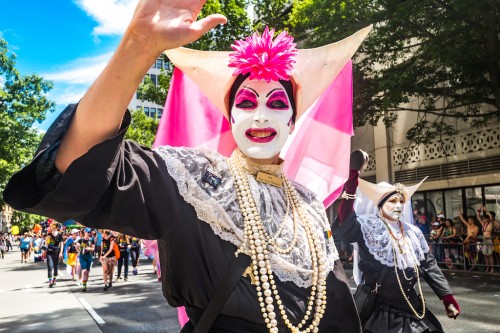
[228, 27, 298, 82]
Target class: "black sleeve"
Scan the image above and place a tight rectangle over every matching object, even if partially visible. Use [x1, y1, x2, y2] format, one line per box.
[332, 212, 363, 244]
[3, 104, 185, 240]
[420, 251, 453, 299]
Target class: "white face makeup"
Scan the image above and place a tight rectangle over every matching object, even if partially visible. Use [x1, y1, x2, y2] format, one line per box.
[381, 193, 405, 222]
[230, 78, 294, 160]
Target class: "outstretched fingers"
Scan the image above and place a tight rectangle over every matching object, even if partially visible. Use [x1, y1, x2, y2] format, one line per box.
[188, 14, 227, 41]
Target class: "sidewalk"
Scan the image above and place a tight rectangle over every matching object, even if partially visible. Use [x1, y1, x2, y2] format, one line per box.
[0, 248, 102, 333]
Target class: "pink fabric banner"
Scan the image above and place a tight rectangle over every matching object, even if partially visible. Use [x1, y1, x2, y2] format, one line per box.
[281, 62, 353, 207]
[153, 68, 236, 156]
[155, 63, 353, 207]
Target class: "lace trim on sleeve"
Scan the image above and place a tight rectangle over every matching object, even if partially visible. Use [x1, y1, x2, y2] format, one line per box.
[154, 146, 244, 246]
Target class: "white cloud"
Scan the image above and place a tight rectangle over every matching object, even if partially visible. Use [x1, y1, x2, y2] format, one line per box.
[42, 52, 112, 85]
[47, 88, 88, 105]
[74, 0, 138, 36]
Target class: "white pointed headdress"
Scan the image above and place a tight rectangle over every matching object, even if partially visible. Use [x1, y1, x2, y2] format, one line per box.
[358, 177, 428, 207]
[164, 26, 372, 120]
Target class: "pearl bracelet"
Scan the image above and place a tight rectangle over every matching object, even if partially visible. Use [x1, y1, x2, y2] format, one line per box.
[341, 191, 356, 200]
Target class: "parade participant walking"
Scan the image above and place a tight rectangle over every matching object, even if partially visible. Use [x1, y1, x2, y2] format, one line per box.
[116, 233, 130, 281]
[33, 234, 43, 262]
[333, 151, 460, 332]
[65, 229, 80, 281]
[94, 229, 102, 260]
[19, 232, 32, 263]
[100, 230, 117, 291]
[129, 236, 141, 275]
[77, 228, 95, 291]
[4, 0, 371, 331]
[45, 222, 64, 287]
[0, 236, 6, 259]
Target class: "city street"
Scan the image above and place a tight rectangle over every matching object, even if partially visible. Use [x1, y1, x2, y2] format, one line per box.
[0, 247, 499, 332]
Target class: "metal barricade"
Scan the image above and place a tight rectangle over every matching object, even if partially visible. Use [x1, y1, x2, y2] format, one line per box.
[430, 239, 500, 272]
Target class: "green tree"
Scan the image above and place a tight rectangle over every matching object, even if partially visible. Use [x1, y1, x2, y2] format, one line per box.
[287, 0, 500, 144]
[136, 60, 172, 107]
[124, 109, 160, 147]
[189, 0, 252, 51]
[251, 0, 293, 31]
[0, 38, 55, 228]
[0, 38, 55, 199]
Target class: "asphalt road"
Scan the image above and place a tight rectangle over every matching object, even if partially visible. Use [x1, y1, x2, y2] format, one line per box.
[1, 248, 499, 332]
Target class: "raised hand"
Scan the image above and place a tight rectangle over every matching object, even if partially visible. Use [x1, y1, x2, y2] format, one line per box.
[56, 0, 226, 173]
[349, 150, 369, 173]
[126, 0, 227, 54]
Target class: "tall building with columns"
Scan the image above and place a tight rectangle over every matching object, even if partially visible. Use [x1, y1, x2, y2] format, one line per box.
[351, 101, 500, 223]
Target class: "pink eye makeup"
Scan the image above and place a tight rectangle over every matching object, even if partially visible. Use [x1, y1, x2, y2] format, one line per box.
[235, 89, 258, 109]
[266, 91, 289, 109]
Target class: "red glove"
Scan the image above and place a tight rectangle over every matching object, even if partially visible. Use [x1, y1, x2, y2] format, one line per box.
[441, 294, 460, 319]
[338, 169, 359, 223]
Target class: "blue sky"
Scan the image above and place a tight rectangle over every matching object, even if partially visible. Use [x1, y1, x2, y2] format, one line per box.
[0, 0, 138, 130]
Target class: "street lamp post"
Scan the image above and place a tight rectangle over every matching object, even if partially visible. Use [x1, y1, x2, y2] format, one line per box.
[1, 205, 13, 233]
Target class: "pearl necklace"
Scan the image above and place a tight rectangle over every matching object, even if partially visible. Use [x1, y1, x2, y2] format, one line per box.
[381, 219, 406, 254]
[390, 233, 426, 319]
[228, 150, 328, 333]
[232, 150, 299, 255]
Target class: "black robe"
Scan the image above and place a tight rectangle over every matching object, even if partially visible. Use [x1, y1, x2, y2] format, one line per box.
[4, 104, 361, 333]
[333, 213, 453, 333]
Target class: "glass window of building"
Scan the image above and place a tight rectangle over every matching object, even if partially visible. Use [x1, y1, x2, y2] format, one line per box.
[484, 185, 500, 219]
[144, 107, 150, 117]
[157, 108, 163, 118]
[425, 191, 444, 222]
[150, 74, 157, 85]
[464, 187, 482, 217]
[150, 108, 156, 118]
[156, 59, 163, 69]
[444, 189, 462, 223]
[412, 193, 425, 220]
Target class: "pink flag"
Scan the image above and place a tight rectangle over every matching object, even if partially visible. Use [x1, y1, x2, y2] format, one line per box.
[155, 63, 353, 207]
[153, 68, 236, 156]
[281, 62, 353, 207]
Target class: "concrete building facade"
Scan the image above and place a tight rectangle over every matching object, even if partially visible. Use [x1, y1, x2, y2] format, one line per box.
[351, 99, 500, 223]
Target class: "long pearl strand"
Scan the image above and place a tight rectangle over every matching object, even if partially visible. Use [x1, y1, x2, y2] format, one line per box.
[228, 151, 328, 333]
[388, 233, 426, 319]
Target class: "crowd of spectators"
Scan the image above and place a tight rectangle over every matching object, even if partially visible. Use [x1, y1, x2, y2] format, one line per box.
[413, 205, 500, 272]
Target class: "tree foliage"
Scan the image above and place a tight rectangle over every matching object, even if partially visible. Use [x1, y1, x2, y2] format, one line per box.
[286, 0, 500, 144]
[189, 0, 252, 51]
[124, 109, 160, 148]
[251, 0, 293, 31]
[0, 38, 55, 226]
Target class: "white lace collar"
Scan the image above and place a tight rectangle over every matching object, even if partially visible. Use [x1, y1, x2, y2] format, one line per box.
[358, 215, 429, 269]
[154, 146, 338, 288]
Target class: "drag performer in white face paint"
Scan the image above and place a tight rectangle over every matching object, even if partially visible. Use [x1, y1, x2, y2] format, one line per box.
[230, 79, 295, 161]
[333, 151, 461, 333]
[4, 1, 371, 332]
